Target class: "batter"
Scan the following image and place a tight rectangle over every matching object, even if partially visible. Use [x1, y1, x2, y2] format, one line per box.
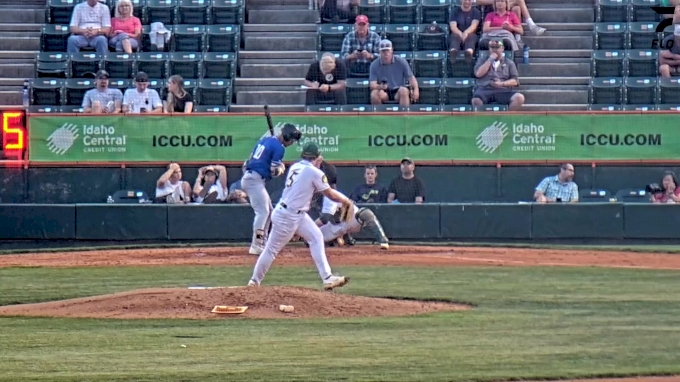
[248, 143, 352, 291]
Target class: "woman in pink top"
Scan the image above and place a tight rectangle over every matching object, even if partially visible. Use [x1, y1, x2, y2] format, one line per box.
[483, 0, 523, 35]
[651, 171, 680, 203]
[109, 0, 142, 53]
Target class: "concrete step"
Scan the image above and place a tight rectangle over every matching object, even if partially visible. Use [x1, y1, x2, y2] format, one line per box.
[530, 49, 593, 58]
[520, 88, 590, 104]
[0, 64, 36, 78]
[240, 63, 309, 78]
[522, 35, 593, 50]
[247, 4, 311, 10]
[528, 23, 594, 32]
[0, 23, 42, 32]
[531, 8, 595, 23]
[243, 24, 318, 33]
[0, 78, 26, 86]
[230, 104, 306, 112]
[0, 90, 21, 105]
[246, 0, 308, 6]
[248, 9, 318, 24]
[238, 58, 313, 66]
[238, 50, 317, 60]
[517, 62, 591, 77]
[244, 31, 318, 38]
[0, 51, 37, 60]
[0, 37, 40, 51]
[236, 90, 305, 105]
[0, 9, 44, 24]
[234, 78, 304, 86]
[235, 85, 305, 92]
[521, 104, 589, 111]
[0, 58, 34, 65]
[519, 76, 591, 85]
[0, 31, 41, 38]
[526, 0, 593, 5]
[244, 36, 317, 51]
[523, 57, 592, 64]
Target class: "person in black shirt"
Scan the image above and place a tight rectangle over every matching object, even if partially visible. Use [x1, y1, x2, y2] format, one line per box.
[304, 52, 348, 105]
[164, 74, 193, 113]
[350, 165, 388, 203]
[387, 157, 425, 204]
[448, 0, 482, 63]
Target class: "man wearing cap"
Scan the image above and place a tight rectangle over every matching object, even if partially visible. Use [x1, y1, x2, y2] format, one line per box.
[387, 158, 425, 204]
[471, 39, 524, 110]
[659, 25, 680, 78]
[123, 72, 163, 113]
[341, 15, 381, 76]
[67, 0, 111, 55]
[82, 70, 123, 114]
[369, 39, 419, 107]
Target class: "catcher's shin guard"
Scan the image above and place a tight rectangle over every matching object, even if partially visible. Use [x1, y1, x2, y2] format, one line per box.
[356, 208, 388, 248]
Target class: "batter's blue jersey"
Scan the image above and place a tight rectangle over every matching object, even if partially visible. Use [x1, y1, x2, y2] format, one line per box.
[245, 136, 285, 180]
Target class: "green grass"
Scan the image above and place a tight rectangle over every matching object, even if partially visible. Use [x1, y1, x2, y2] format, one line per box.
[1, 265, 680, 381]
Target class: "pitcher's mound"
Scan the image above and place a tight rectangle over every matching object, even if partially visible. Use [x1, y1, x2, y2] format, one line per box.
[0, 286, 470, 320]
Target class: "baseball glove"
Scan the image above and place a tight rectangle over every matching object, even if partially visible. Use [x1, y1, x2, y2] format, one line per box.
[338, 202, 355, 224]
[270, 163, 286, 177]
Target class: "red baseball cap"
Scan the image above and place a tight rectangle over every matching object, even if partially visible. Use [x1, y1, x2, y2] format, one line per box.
[356, 15, 369, 24]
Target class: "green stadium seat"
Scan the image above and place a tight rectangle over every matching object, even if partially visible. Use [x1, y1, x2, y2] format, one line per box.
[35, 52, 69, 78]
[413, 50, 446, 77]
[345, 78, 371, 104]
[179, 78, 198, 98]
[202, 52, 235, 79]
[420, 0, 451, 24]
[209, 0, 244, 25]
[135, 52, 169, 79]
[368, 24, 385, 36]
[594, 22, 628, 49]
[64, 78, 94, 106]
[108, 78, 132, 90]
[41, 24, 70, 52]
[473, 104, 508, 112]
[172, 25, 206, 52]
[628, 22, 660, 49]
[103, 52, 134, 79]
[589, 77, 624, 104]
[588, 104, 623, 111]
[178, 0, 208, 24]
[47, 0, 79, 24]
[659, 76, 680, 104]
[306, 105, 340, 112]
[614, 188, 649, 203]
[28, 105, 61, 113]
[597, 0, 629, 22]
[358, 0, 388, 24]
[374, 104, 406, 112]
[408, 104, 442, 112]
[70, 52, 102, 78]
[197, 78, 231, 106]
[148, 78, 167, 99]
[446, 51, 475, 77]
[591, 50, 625, 77]
[318, 24, 351, 52]
[416, 78, 443, 104]
[206, 24, 240, 52]
[656, 104, 680, 111]
[194, 105, 228, 112]
[385, 24, 416, 51]
[444, 77, 474, 104]
[442, 104, 474, 112]
[416, 23, 448, 51]
[622, 104, 657, 111]
[141, 25, 171, 52]
[30, 78, 63, 106]
[169, 52, 201, 79]
[630, 0, 661, 22]
[340, 104, 373, 112]
[146, 0, 177, 25]
[626, 49, 658, 76]
[394, 51, 414, 67]
[579, 189, 613, 203]
[388, 0, 419, 24]
[60, 105, 85, 113]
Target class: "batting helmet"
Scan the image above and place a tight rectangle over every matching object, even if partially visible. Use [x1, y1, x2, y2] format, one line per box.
[301, 142, 321, 160]
[320, 161, 337, 185]
[280, 123, 302, 142]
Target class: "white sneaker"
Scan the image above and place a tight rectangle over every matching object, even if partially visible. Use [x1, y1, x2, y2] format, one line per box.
[532, 25, 546, 36]
[323, 275, 350, 290]
[247, 279, 259, 287]
[380, 242, 389, 250]
[249, 245, 263, 255]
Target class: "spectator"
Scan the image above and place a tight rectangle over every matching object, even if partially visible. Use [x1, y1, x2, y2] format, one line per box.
[341, 15, 381, 76]
[659, 26, 680, 78]
[155, 163, 192, 204]
[533, 163, 578, 203]
[229, 160, 247, 194]
[109, 0, 141, 54]
[123, 72, 163, 113]
[448, 0, 482, 63]
[164, 75, 194, 113]
[226, 189, 249, 204]
[82, 70, 123, 113]
[478, 0, 545, 36]
[387, 158, 425, 204]
[369, 39, 419, 107]
[471, 39, 524, 110]
[350, 165, 388, 203]
[650, 171, 680, 203]
[305, 53, 348, 105]
[67, 0, 111, 55]
[318, 0, 359, 23]
[193, 165, 228, 204]
[480, 0, 523, 53]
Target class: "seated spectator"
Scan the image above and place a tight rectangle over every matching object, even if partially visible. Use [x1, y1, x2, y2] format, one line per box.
[650, 171, 680, 203]
[82, 70, 123, 113]
[164, 75, 194, 113]
[341, 15, 381, 76]
[109, 0, 141, 54]
[479, 0, 523, 53]
[369, 39, 419, 107]
[533, 163, 578, 203]
[193, 165, 228, 204]
[155, 163, 192, 204]
[478, 0, 544, 36]
[387, 158, 425, 204]
[350, 165, 388, 203]
[226, 189, 249, 204]
[659, 26, 680, 78]
[67, 0, 111, 55]
[448, 0, 482, 63]
[318, 0, 358, 23]
[229, 161, 247, 194]
[123, 72, 163, 113]
[305, 53, 347, 105]
[471, 39, 524, 110]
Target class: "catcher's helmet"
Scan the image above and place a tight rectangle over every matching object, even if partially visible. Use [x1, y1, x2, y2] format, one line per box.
[280, 123, 302, 142]
[320, 161, 337, 185]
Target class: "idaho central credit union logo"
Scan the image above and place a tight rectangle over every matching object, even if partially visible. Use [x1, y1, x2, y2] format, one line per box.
[476, 121, 509, 153]
[652, 7, 676, 33]
[46, 123, 79, 155]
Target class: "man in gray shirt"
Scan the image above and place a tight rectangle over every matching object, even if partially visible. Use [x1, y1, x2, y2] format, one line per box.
[82, 70, 123, 113]
[369, 39, 419, 107]
[471, 39, 525, 110]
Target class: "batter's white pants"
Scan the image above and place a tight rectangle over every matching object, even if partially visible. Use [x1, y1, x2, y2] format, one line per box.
[319, 218, 363, 242]
[241, 171, 272, 247]
[251, 204, 333, 284]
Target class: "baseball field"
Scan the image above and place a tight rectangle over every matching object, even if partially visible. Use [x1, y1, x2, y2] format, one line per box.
[1, 244, 680, 381]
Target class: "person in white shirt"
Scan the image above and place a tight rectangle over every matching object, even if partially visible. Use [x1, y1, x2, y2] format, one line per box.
[193, 165, 228, 204]
[68, 0, 111, 54]
[123, 71, 163, 113]
[248, 142, 353, 291]
[155, 163, 192, 204]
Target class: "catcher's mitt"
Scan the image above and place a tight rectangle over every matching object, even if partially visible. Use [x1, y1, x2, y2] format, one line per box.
[338, 202, 355, 224]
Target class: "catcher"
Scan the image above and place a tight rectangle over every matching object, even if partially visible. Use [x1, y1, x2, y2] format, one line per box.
[315, 161, 389, 250]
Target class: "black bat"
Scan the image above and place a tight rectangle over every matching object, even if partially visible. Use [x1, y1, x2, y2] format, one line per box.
[264, 104, 274, 136]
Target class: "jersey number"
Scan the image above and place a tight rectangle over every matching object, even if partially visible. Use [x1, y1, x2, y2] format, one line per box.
[252, 144, 265, 160]
[286, 169, 300, 188]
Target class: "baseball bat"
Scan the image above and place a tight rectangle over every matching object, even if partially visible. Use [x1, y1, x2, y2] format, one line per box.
[264, 104, 274, 136]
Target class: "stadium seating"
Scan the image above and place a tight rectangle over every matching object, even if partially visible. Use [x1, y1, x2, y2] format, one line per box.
[441, 104, 474, 112]
[420, 0, 451, 24]
[416, 23, 448, 51]
[172, 25, 206, 52]
[65, 78, 95, 106]
[345, 78, 371, 104]
[70, 52, 102, 78]
[413, 50, 446, 78]
[306, 105, 340, 112]
[194, 105, 229, 112]
[388, 0, 419, 24]
[197, 78, 231, 106]
[579, 189, 613, 203]
[597, 0, 629, 22]
[104, 52, 135, 79]
[384, 24, 416, 51]
[628, 22, 659, 49]
[590, 77, 624, 105]
[35, 52, 69, 78]
[473, 104, 508, 112]
[444, 77, 474, 105]
[374, 104, 406, 112]
[30, 78, 63, 106]
[416, 77, 443, 105]
[340, 104, 373, 112]
[358, 0, 388, 24]
[630, 0, 661, 22]
[594, 22, 628, 50]
[626, 49, 657, 77]
[318, 24, 351, 52]
[41, 24, 69, 53]
[591, 50, 625, 77]
[624, 76, 658, 105]
[408, 104, 441, 112]
[147, 0, 178, 25]
[178, 0, 209, 25]
[169, 52, 202, 80]
[202, 52, 235, 79]
[659, 77, 680, 104]
[614, 188, 649, 203]
[46, 0, 77, 25]
[136, 52, 169, 79]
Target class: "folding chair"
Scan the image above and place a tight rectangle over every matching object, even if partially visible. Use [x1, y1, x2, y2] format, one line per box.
[169, 52, 202, 79]
[41, 24, 70, 52]
[135, 52, 169, 79]
[30, 79, 63, 106]
[103, 52, 134, 79]
[626, 49, 658, 77]
[388, 0, 419, 24]
[64, 78, 95, 106]
[444, 77, 474, 104]
[589, 77, 624, 105]
[206, 24, 240, 52]
[178, 0, 208, 24]
[420, 0, 451, 24]
[172, 25, 206, 52]
[35, 52, 69, 78]
[146, 0, 177, 25]
[345, 78, 371, 104]
[69, 52, 102, 78]
[202, 52, 235, 79]
[197, 78, 231, 106]
[209, 0, 244, 25]
[594, 22, 628, 49]
[591, 50, 625, 77]
[413, 50, 446, 78]
[384, 24, 416, 51]
[628, 21, 660, 49]
[416, 78, 443, 105]
[318, 24, 351, 52]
